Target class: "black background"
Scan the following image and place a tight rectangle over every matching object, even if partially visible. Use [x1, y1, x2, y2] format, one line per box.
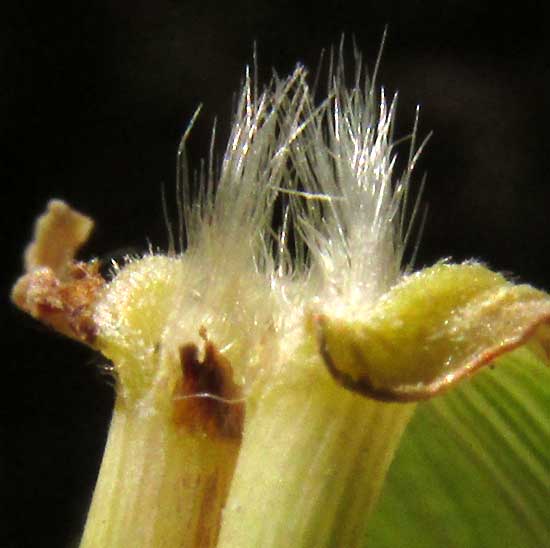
[2, 2, 545, 547]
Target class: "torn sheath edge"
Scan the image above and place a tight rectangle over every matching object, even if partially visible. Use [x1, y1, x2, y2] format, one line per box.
[11, 200, 104, 345]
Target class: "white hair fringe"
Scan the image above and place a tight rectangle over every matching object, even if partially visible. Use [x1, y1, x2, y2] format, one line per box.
[165, 45, 428, 359]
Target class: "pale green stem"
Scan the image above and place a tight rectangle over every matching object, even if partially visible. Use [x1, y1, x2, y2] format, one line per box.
[217, 376, 416, 548]
[80, 397, 239, 548]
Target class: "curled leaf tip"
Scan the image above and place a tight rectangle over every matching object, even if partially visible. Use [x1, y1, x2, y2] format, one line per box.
[314, 262, 550, 402]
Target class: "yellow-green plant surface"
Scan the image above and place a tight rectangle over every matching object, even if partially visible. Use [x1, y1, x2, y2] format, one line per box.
[11, 51, 550, 548]
[368, 348, 550, 548]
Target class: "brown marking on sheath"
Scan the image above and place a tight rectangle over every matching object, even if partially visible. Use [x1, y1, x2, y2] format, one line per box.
[194, 475, 219, 548]
[191, 447, 241, 548]
[11, 200, 104, 346]
[173, 338, 244, 440]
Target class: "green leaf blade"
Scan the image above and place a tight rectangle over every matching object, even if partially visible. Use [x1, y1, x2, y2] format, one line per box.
[367, 348, 550, 548]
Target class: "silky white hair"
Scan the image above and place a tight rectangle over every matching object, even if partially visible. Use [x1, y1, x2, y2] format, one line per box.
[177, 52, 424, 293]
[157, 46, 427, 386]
